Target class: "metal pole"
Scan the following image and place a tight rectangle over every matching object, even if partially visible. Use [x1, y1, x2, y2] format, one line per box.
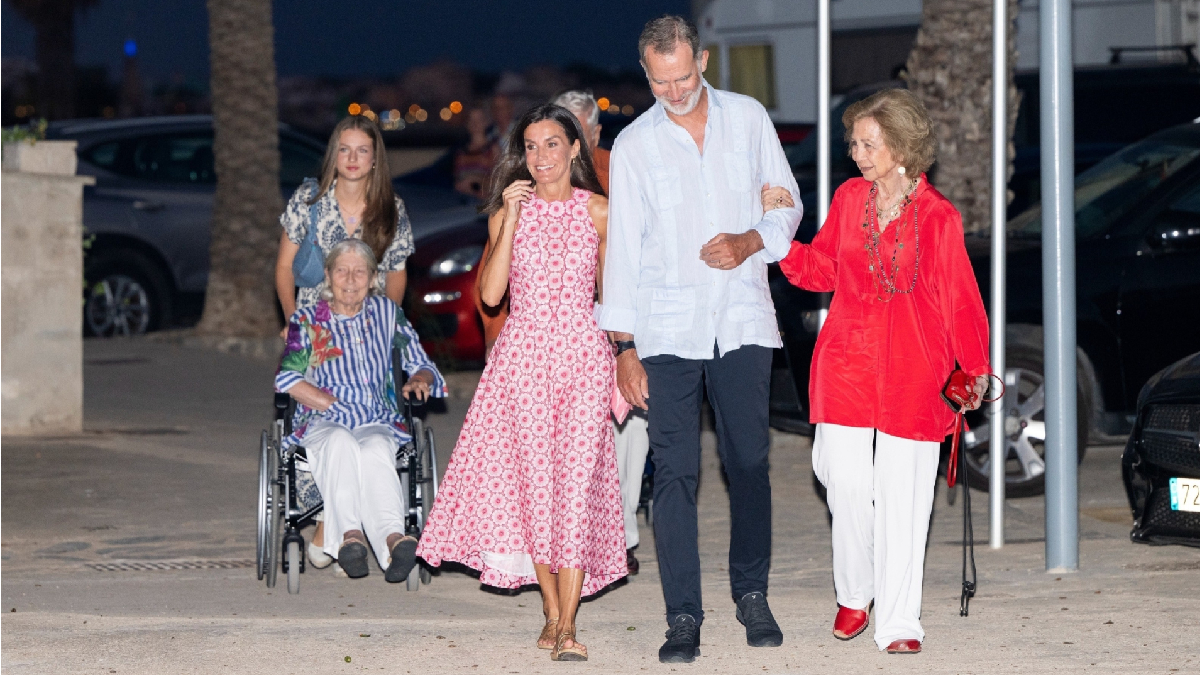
[816, 0, 831, 329]
[989, 0, 1008, 549]
[1040, 0, 1079, 572]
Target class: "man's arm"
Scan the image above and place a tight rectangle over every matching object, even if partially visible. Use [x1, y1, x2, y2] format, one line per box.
[597, 139, 641, 335]
[750, 105, 803, 262]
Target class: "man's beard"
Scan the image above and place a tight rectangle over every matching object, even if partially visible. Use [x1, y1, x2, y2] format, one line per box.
[656, 79, 703, 116]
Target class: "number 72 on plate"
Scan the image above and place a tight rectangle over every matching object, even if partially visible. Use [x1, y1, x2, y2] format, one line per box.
[1169, 477, 1200, 513]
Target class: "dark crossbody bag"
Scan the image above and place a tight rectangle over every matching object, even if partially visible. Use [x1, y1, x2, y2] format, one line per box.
[941, 370, 1004, 616]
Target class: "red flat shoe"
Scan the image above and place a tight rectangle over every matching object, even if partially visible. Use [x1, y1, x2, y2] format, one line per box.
[886, 639, 922, 654]
[832, 605, 868, 640]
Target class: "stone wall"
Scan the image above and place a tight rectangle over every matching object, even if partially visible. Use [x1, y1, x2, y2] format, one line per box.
[2, 140, 93, 434]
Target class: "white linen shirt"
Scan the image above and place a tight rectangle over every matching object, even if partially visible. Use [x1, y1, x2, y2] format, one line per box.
[599, 83, 803, 360]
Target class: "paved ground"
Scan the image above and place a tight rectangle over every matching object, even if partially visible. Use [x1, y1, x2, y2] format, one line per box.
[2, 339, 1198, 674]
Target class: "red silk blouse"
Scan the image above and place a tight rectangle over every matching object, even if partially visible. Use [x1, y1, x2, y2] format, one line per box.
[779, 177, 990, 442]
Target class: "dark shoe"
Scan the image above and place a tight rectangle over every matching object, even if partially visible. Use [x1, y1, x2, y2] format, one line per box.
[886, 639, 922, 654]
[735, 592, 783, 647]
[626, 548, 639, 575]
[384, 536, 418, 583]
[337, 541, 370, 578]
[658, 614, 700, 663]
[832, 605, 869, 640]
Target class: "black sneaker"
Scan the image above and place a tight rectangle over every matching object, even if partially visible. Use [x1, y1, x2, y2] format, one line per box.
[735, 592, 783, 647]
[659, 614, 701, 663]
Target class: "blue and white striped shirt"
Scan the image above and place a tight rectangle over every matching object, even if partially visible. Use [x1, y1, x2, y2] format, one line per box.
[275, 295, 445, 450]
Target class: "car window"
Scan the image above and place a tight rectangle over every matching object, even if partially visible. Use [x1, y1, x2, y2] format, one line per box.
[1166, 181, 1200, 216]
[1009, 137, 1200, 238]
[132, 134, 215, 184]
[83, 141, 120, 169]
[280, 137, 324, 187]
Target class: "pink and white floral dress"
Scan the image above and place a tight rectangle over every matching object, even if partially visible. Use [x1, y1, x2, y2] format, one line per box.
[416, 188, 627, 595]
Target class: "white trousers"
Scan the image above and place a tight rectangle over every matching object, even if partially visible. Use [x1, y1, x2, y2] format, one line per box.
[614, 413, 650, 549]
[304, 421, 405, 569]
[812, 423, 940, 649]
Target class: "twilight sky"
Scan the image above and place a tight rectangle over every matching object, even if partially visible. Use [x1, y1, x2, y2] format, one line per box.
[2, 0, 692, 84]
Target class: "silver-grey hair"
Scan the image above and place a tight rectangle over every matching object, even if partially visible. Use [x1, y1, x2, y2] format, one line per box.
[319, 238, 378, 301]
[553, 90, 600, 129]
[638, 15, 701, 65]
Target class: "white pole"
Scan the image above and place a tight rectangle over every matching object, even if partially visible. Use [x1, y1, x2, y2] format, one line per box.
[816, 0, 831, 329]
[989, 0, 1008, 549]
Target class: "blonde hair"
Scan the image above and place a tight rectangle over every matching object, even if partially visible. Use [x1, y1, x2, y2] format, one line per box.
[842, 88, 936, 175]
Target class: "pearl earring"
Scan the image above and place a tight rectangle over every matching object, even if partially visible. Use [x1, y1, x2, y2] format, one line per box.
[898, 166, 906, 176]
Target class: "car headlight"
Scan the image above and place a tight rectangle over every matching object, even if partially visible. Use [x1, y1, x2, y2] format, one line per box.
[422, 290, 462, 305]
[428, 245, 483, 279]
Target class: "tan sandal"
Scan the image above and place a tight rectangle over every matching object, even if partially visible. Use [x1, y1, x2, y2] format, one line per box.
[537, 617, 559, 650]
[551, 629, 587, 661]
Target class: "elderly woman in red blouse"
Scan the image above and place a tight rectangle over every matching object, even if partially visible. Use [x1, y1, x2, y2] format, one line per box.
[780, 88, 990, 655]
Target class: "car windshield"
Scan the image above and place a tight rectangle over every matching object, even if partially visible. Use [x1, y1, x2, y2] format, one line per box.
[1009, 134, 1200, 238]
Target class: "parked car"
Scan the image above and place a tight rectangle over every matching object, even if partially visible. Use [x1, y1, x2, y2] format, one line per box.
[1123, 351, 1200, 547]
[770, 123, 1200, 497]
[48, 116, 327, 336]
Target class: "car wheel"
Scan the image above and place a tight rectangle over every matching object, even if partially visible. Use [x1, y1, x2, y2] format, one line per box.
[84, 252, 171, 337]
[954, 343, 1090, 498]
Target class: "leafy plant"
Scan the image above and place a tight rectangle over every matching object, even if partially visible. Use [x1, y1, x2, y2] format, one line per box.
[1, 118, 48, 146]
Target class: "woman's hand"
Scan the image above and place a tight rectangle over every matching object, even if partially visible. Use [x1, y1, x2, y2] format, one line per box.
[402, 369, 435, 402]
[966, 374, 991, 411]
[761, 183, 795, 212]
[502, 180, 534, 226]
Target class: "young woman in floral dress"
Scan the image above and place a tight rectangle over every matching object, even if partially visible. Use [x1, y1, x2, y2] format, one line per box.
[416, 104, 627, 662]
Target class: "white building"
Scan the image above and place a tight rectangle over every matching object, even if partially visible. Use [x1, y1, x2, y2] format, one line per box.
[694, 0, 1200, 122]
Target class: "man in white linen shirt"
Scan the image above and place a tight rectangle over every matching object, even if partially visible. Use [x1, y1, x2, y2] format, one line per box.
[599, 15, 802, 664]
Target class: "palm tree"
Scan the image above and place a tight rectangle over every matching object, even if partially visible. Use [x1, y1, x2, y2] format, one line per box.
[8, 0, 99, 119]
[905, 0, 1021, 233]
[197, 0, 283, 337]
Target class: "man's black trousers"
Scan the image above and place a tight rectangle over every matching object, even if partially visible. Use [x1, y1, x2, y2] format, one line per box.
[642, 344, 773, 627]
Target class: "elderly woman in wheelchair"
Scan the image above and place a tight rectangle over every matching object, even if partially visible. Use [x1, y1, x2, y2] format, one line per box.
[275, 238, 445, 581]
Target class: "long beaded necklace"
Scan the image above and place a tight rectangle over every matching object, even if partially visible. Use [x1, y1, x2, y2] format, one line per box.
[862, 179, 920, 301]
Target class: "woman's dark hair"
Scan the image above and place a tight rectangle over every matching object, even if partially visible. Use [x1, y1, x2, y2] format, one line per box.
[310, 115, 398, 261]
[482, 104, 605, 215]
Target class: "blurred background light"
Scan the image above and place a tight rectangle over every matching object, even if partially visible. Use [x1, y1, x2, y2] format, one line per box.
[348, 102, 362, 115]
[449, 101, 463, 114]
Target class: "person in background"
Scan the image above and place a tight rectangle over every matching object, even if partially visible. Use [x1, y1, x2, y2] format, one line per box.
[454, 108, 499, 200]
[601, 15, 802, 663]
[275, 114, 415, 572]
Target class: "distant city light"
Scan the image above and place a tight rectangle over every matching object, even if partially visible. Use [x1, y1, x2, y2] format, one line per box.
[415, 109, 428, 122]
[348, 102, 362, 115]
[596, 97, 610, 110]
[363, 109, 378, 122]
[621, 104, 634, 116]
[439, 107, 452, 121]
[449, 101, 463, 114]
[607, 102, 620, 112]
[404, 112, 416, 123]
[408, 103, 421, 114]
[123, 39, 137, 57]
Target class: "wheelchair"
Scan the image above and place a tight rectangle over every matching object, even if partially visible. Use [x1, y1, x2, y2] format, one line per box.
[256, 348, 438, 594]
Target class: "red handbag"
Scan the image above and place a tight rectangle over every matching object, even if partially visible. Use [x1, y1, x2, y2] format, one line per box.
[941, 369, 1004, 617]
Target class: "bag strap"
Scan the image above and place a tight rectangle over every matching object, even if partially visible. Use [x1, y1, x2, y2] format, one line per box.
[304, 202, 320, 246]
[959, 412, 976, 617]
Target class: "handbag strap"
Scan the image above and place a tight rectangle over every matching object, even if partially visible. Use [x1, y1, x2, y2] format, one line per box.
[304, 202, 320, 246]
[959, 412, 976, 617]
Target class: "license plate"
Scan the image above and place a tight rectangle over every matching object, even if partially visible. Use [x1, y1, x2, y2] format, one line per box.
[1169, 477, 1200, 513]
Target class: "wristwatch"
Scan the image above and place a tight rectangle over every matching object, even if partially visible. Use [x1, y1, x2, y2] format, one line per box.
[614, 340, 637, 356]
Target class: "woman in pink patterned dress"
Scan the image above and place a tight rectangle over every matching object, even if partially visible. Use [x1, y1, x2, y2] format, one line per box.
[416, 104, 627, 661]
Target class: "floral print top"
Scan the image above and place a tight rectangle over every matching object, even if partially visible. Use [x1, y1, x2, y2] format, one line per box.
[280, 178, 416, 310]
[274, 295, 445, 450]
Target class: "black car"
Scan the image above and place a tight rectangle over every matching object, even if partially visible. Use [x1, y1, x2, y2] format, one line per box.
[771, 123, 1200, 497]
[1123, 351, 1200, 547]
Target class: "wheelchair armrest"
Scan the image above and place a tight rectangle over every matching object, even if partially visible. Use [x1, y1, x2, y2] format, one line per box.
[274, 393, 291, 419]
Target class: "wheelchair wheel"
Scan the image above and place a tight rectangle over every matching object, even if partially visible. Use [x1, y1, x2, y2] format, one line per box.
[286, 540, 301, 595]
[264, 429, 283, 588]
[256, 430, 269, 581]
[407, 564, 421, 591]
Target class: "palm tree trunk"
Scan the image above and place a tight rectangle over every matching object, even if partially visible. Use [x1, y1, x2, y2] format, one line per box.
[905, 0, 1021, 233]
[198, 0, 283, 337]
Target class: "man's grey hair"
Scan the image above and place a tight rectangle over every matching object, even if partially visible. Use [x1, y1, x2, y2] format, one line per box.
[319, 238, 377, 301]
[553, 90, 600, 129]
[638, 14, 701, 65]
